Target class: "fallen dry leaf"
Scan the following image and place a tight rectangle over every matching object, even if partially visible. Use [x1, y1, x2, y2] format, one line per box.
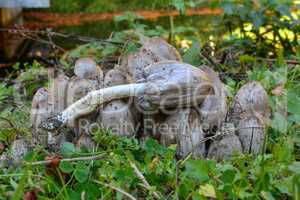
[0, 142, 5, 154]
[271, 85, 284, 96]
[45, 155, 62, 169]
[23, 190, 37, 200]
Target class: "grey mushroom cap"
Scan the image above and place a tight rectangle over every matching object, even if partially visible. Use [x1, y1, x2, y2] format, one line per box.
[104, 69, 128, 87]
[141, 37, 181, 61]
[230, 81, 270, 124]
[138, 61, 212, 111]
[74, 58, 98, 79]
[120, 37, 181, 82]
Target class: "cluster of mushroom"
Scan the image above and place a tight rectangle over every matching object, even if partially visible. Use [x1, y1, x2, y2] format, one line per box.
[31, 37, 270, 160]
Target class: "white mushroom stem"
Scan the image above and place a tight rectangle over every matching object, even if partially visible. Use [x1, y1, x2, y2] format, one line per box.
[41, 83, 147, 130]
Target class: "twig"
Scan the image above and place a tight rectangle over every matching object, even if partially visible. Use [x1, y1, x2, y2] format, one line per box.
[258, 57, 299, 65]
[93, 180, 137, 200]
[26, 153, 105, 166]
[128, 159, 161, 199]
[0, 28, 124, 46]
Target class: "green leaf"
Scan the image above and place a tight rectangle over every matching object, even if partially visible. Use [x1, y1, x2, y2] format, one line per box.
[144, 138, 166, 158]
[221, 2, 234, 15]
[251, 11, 263, 29]
[287, 91, 300, 115]
[184, 160, 209, 183]
[124, 43, 139, 55]
[273, 137, 294, 162]
[74, 162, 89, 183]
[274, 176, 293, 196]
[293, 175, 300, 200]
[59, 161, 74, 173]
[74, 182, 99, 199]
[102, 45, 118, 56]
[183, 41, 202, 66]
[270, 112, 288, 133]
[171, 0, 186, 13]
[199, 184, 216, 198]
[288, 162, 300, 174]
[260, 191, 275, 200]
[61, 142, 76, 156]
[220, 169, 236, 184]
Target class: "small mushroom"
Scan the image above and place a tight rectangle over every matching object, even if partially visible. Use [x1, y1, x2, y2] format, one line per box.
[98, 100, 135, 137]
[67, 58, 103, 105]
[31, 87, 51, 146]
[48, 74, 69, 115]
[74, 58, 103, 82]
[120, 37, 181, 82]
[31, 74, 70, 149]
[66, 77, 98, 106]
[76, 133, 95, 150]
[207, 123, 243, 161]
[98, 67, 136, 137]
[159, 108, 205, 158]
[229, 81, 270, 125]
[11, 139, 28, 163]
[142, 112, 169, 140]
[65, 72, 102, 138]
[141, 37, 181, 61]
[198, 66, 227, 132]
[229, 81, 270, 155]
[237, 116, 265, 154]
[120, 48, 165, 82]
[104, 69, 127, 87]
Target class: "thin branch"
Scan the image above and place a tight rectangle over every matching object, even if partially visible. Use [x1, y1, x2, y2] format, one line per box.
[93, 180, 137, 200]
[26, 153, 105, 166]
[128, 159, 162, 199]
[0, 28, 124, 46]
[261, 58, 299, 65]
